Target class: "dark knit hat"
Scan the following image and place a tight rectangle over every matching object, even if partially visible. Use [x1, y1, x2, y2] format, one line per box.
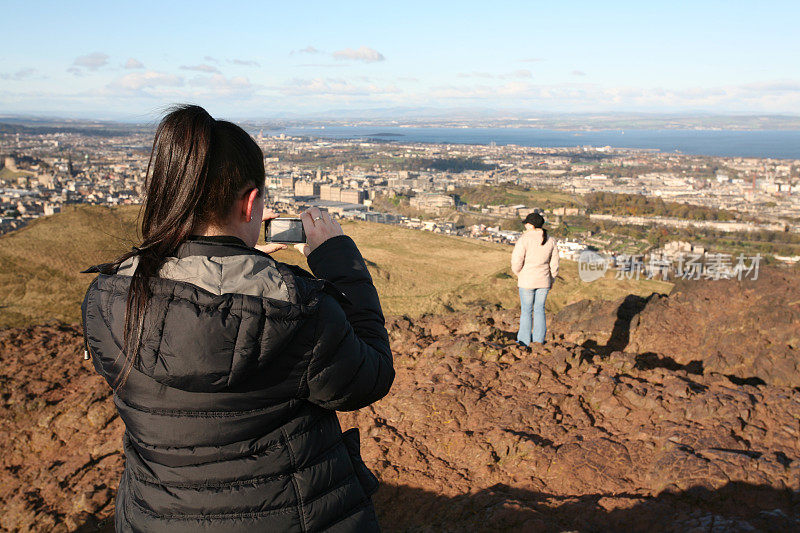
[523, 212, 545, 228]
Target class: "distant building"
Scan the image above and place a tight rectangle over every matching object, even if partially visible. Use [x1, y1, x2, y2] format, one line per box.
[364, 212, 398, 224]
[340, 188, 365, 204]
[552, 207, 584, 216]
[320, 184, 342, 202]
[294, 181, 320, 197]
[662, 240, 706, 258]
[409, 193, 455, 210]
[556, 240, 588, 260]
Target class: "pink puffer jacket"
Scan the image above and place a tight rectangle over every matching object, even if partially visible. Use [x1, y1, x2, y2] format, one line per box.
[511, 229, 559, 289]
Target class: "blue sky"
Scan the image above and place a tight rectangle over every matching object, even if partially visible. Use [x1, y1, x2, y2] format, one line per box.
[1, 0, 798, 120]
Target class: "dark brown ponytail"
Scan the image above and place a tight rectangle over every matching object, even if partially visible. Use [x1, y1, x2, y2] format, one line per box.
[108, 104, 264, 390]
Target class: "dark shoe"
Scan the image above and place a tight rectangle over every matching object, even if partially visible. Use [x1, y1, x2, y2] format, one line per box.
[516, 341, 531, 350]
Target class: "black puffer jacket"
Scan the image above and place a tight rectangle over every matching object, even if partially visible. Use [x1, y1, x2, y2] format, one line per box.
[81, 234, 394, 532]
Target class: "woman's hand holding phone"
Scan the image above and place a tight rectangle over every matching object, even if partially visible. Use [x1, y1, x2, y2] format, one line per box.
[256, 207, 344, 257]
[254, 208, 288, 255]
[295, 207, 343, 257]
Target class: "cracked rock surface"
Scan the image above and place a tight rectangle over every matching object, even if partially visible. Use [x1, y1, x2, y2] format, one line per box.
[0, 325, 123, 532]
[551, 266, 800, 388]
[2, 269, 800, 531]
[340, 308, 800, 531]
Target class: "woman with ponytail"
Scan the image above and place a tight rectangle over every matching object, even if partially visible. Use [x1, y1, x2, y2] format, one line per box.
[511, 211, 559, 347]
[81, 105, 393, 532]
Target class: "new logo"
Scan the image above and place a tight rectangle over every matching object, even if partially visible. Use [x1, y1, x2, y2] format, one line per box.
[578, 250, 609, 282]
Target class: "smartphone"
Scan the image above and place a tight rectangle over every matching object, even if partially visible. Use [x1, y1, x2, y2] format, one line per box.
[265, 217, 306, 243]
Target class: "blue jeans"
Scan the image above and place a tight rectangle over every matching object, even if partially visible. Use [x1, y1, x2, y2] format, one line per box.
[517, 287, 549, 345]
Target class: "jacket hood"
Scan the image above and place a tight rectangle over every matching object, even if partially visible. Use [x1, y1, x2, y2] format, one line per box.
[81, 240, 323, 393]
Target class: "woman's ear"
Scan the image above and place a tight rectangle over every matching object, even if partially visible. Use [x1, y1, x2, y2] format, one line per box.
[243, 187, 260, 223]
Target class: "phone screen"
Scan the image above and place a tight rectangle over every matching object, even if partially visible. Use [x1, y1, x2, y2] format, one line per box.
[266, 218, 306, 243]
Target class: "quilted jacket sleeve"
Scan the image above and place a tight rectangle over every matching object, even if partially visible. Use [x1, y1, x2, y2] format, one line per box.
[303, 235, 394, 411]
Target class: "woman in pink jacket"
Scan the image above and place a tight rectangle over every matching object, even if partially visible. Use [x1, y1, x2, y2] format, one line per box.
[511, 212, 559, 346]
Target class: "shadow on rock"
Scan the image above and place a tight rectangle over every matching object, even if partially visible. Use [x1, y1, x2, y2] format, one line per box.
[372, 481, 799, 532]
[634, 351, 704, 375]
[552, 293, 650, 357]
[606, 294, 649, 353]
[76, 481, 800, 532]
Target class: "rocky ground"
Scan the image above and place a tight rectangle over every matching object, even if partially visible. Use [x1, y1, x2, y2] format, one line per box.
[552, 266, 800, 388]
[344, 309, 800, 532]
[0, 325, 122, 532]
[1, 268, 799, 532]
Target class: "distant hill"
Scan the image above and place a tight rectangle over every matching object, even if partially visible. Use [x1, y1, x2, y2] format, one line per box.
[0, 205, 671, 328]
[0, 121, 137, 137]
[0, 206, 139, 328]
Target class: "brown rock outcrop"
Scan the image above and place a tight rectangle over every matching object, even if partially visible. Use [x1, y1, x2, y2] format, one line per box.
[2, 299, 800, 531]
[341, 309, 800, 531]
[0, 325, 123, 533]
[552, 265, 800, 388]
[627, 267, 800, 388]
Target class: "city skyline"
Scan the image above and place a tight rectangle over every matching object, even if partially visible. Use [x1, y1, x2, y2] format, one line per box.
[1, 0, 799, 120]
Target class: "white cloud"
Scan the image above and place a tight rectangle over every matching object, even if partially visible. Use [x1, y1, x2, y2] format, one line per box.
[296, 63, 345, 68]
[204, 56, 219, 63]
[0, 68, 36, 80]
[332, 46, 385, 63]
[739, 80, 800, 93]
[72, 52, 109, 71]
[521, 57, 544, 63]
[229, 59, 260, 67]
[107, 70, 184, 92]
[457, 72, 494, 79]
[124, 58, 144, 69]
[100, 70, 257, 102]
[499, 69, 532, 79]
[262, 76, 800, 111]
[430, 81, 535, 100]
[187, 74, 255, 98]
[180, 64, 220, 73]
[420, 79, 800, 113]
[276, 77, 400, 97]
[291, 46, 321, 55]
[457, 70, 532, 80]
[572, 70, 586, 76]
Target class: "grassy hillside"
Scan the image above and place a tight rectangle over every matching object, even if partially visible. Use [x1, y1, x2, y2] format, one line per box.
[0, 205, 139, 327]
[0, 205, 671, 328]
